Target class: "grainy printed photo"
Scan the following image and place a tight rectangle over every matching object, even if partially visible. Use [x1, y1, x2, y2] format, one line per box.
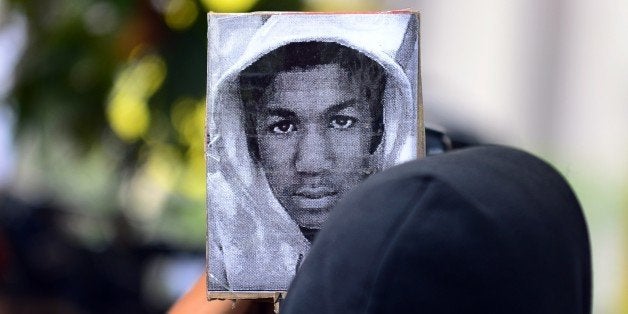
[207, 11, 422, 294]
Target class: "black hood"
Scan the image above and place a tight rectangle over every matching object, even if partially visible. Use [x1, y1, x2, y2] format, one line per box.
[281, 146, 591, 314]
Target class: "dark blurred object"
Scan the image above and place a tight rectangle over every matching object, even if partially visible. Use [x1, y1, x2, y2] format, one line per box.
[282, 146, 591, 314]
[0, 196, 95, 313]
[0, 195, 203, 313]
[425, 127, 452, 155]
[425, 125, 479, 156]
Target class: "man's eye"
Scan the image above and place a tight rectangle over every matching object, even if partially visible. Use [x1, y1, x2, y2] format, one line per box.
[329, 115, 357, 129]
[269, 121, 296, 134]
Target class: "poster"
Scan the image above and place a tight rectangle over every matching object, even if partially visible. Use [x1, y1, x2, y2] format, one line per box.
[207, 11, 423, 296]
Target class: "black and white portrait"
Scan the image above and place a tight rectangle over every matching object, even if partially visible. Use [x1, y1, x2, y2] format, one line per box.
[207, 12, 422, 293]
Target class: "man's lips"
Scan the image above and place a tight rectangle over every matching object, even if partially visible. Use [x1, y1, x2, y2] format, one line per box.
[294, 187, 337, 199]
[292, 186, 338, 210]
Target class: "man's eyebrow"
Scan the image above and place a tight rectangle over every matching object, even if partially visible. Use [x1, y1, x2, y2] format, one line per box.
[262, 107, 297, 118]
[325, 99, 358, 115]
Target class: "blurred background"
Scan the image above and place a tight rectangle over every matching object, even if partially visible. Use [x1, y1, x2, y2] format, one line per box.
[0, 0, 625, 313]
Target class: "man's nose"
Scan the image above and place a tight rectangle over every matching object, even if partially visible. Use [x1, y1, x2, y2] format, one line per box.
[295, 126, 333, 174]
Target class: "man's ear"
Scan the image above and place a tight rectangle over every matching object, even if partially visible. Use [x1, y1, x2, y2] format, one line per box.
[362, 151, 380, 176]
[243, 106, 261, 162]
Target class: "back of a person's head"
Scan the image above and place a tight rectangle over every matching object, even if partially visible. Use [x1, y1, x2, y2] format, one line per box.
[281, 146, 591, 314]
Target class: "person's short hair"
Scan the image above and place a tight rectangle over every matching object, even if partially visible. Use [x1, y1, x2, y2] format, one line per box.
[239, 41, 386, 161]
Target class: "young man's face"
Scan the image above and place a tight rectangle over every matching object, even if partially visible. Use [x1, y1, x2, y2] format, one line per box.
[255, 63, 375, 230]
